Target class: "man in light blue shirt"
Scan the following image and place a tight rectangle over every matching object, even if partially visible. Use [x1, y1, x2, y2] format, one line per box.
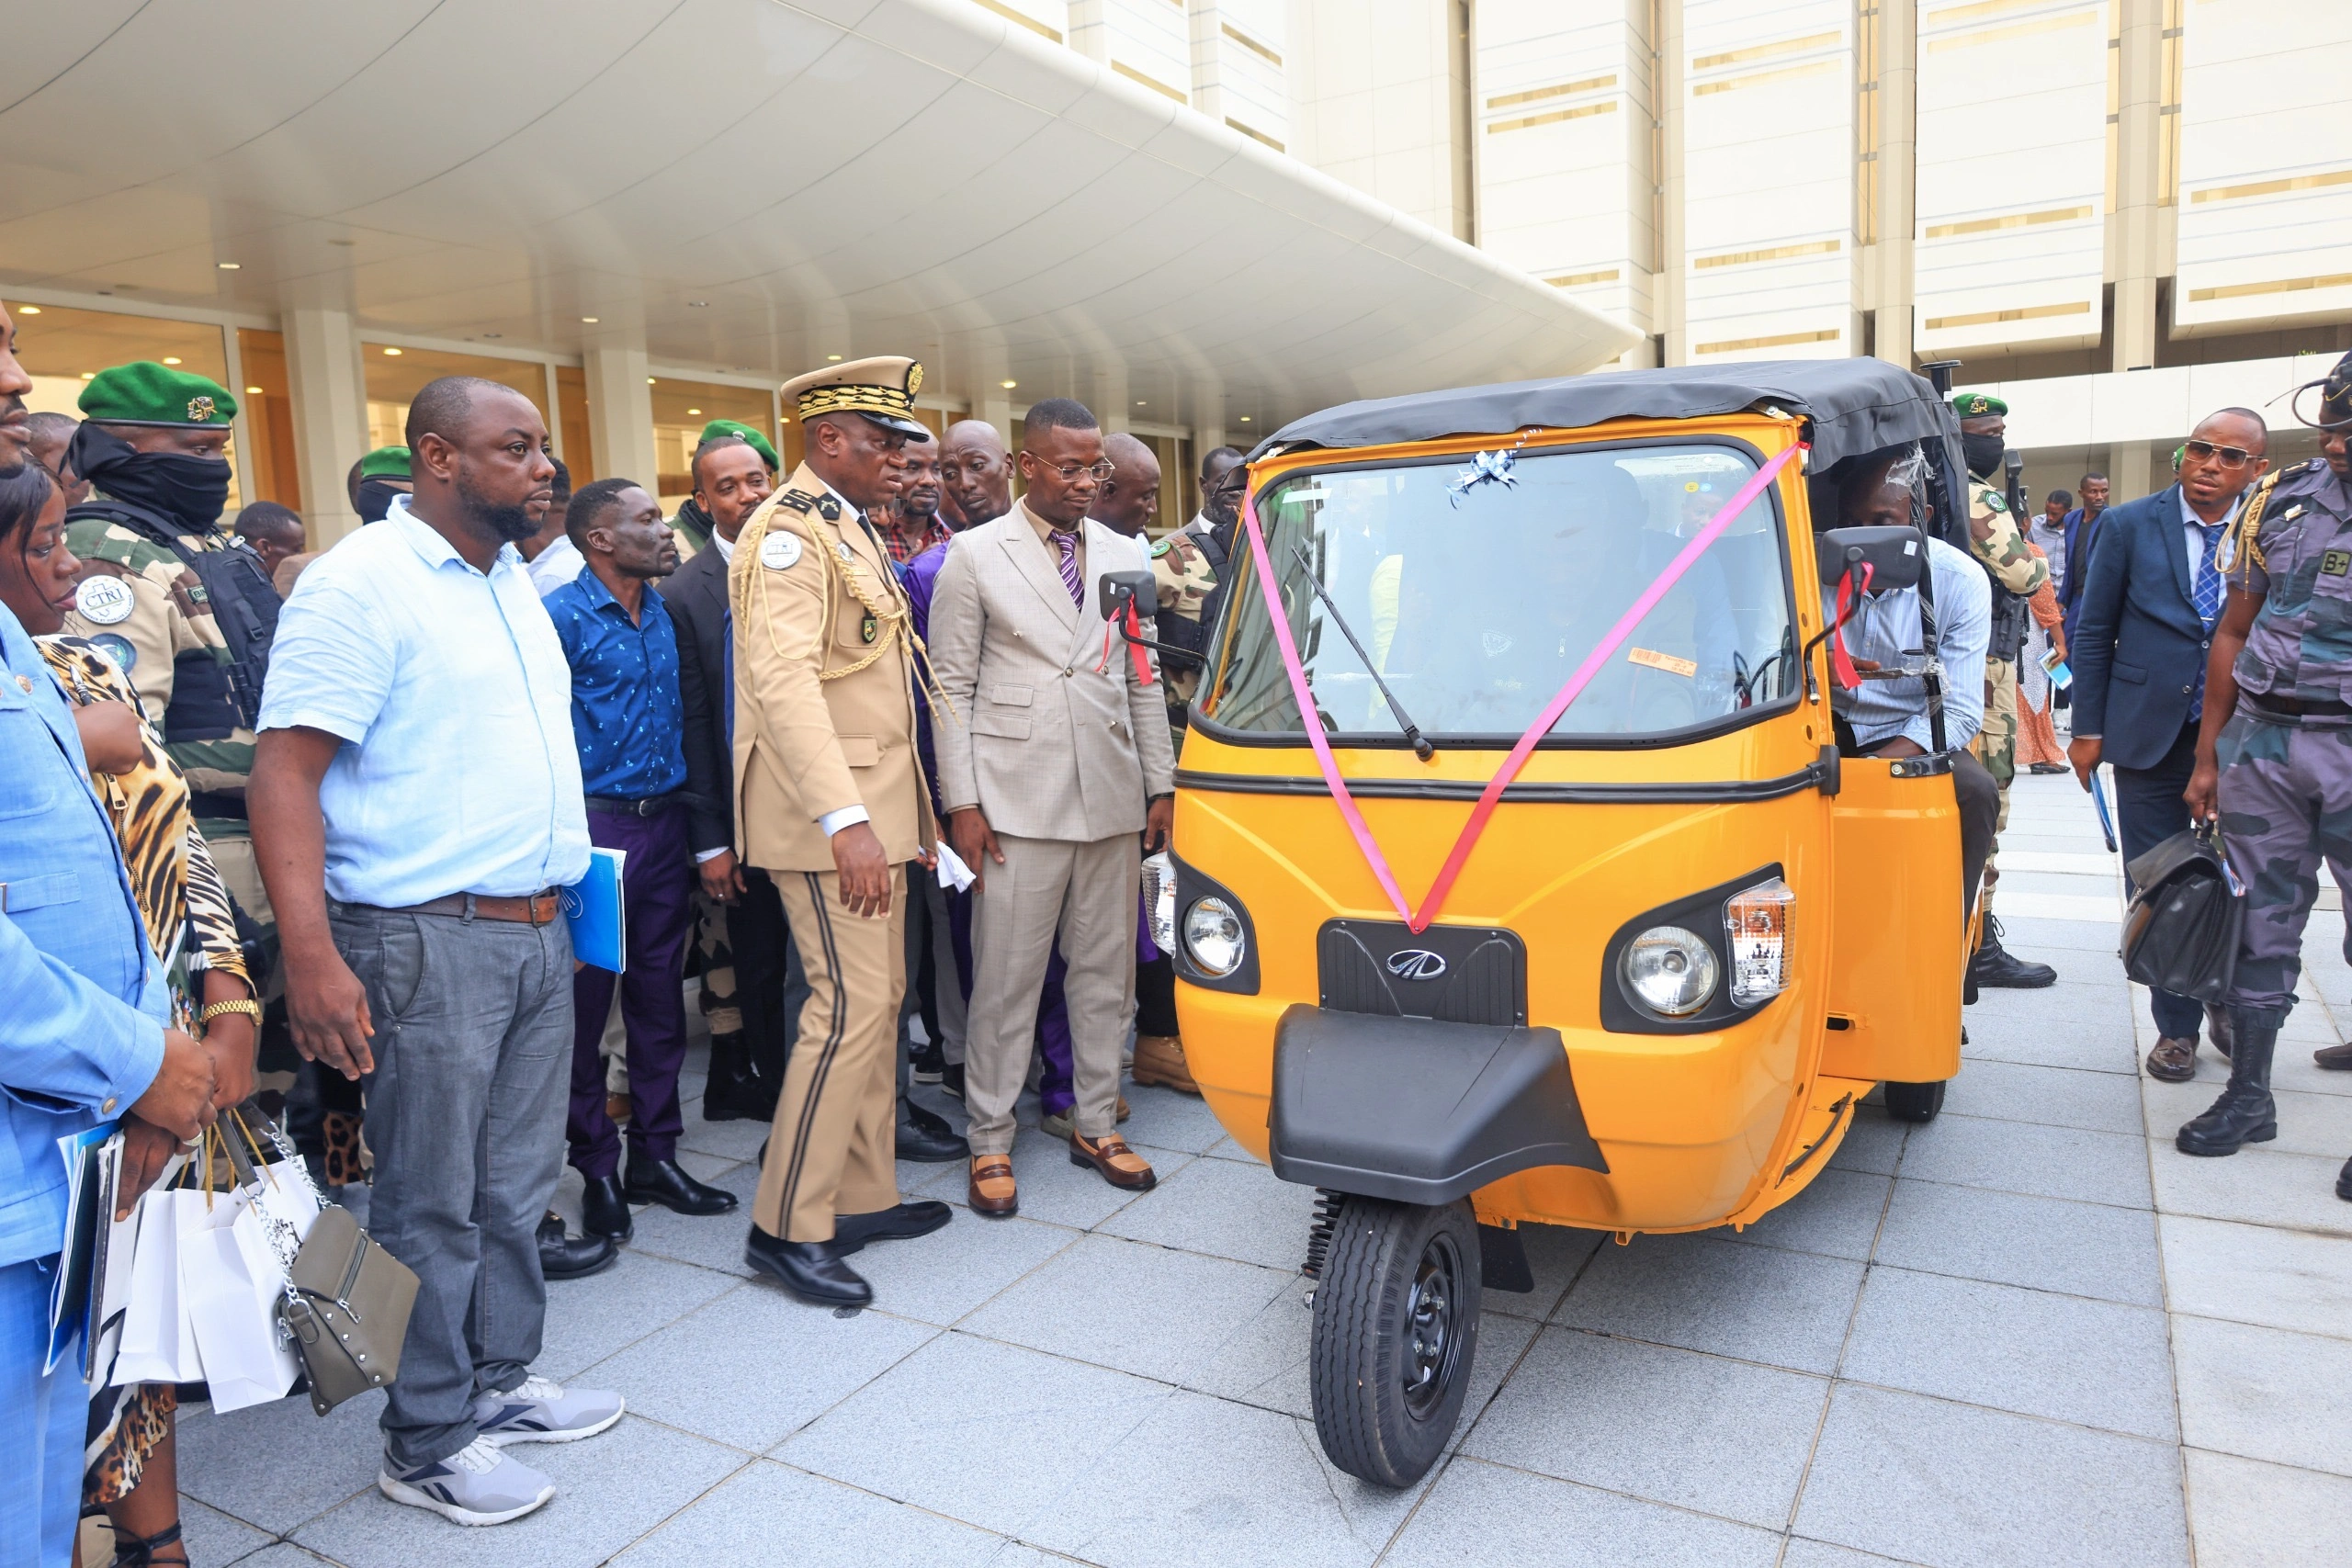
[251, 377, 618, 1529]
[1820, 448, 2000, 919]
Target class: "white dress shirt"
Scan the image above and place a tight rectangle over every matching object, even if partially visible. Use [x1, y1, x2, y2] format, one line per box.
[1821, 536, 1993, 754]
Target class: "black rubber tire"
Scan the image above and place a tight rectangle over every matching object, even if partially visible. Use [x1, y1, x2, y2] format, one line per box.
[1308, 1195, 1481, 1488]
[1883, 1079, 1948, 1123]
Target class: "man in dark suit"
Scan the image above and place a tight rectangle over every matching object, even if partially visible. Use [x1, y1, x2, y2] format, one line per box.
[2070, 411, 2271, 1081]
[2058, 470, 2110, 650]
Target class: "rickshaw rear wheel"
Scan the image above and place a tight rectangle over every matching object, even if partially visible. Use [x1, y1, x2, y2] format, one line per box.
[1308, 1194, 1481, 1488]
[1883, 1079, 1948, 1122]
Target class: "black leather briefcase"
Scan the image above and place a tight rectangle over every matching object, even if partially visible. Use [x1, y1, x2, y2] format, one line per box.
[2120, 826, 2245, 1003]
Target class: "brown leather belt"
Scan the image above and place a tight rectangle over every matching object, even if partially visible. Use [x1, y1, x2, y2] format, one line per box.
[388, 890, 564, 925]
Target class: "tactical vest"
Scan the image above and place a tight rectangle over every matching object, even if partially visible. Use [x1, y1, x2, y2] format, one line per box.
[1159, 527, 1234, 673]
[69, 498, 281, 740]
[1966, 477, 2030, 662]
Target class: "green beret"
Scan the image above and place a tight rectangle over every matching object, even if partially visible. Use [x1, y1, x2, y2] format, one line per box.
[699, 419, 779, 471]
[78, 361, 238, 427]
[358, 446, 412, 479]
[1951, 391, 2008, 418]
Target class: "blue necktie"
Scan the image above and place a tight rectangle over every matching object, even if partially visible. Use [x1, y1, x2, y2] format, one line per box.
[2192, 520, 2227, 627]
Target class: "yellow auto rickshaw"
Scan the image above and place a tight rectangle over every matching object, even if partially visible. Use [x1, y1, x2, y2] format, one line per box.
[1153, 359, 1980, 1485]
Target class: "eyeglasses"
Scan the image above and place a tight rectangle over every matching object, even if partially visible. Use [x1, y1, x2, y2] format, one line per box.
[1024, 457, 1114, 482]
[2182, 439, 2258, 469]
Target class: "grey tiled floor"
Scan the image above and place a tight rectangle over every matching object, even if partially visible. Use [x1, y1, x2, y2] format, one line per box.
[171, 774, 2349, 1566]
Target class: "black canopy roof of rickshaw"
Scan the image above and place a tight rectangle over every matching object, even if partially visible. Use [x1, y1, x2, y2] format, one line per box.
[1252, 357, 1961, 473]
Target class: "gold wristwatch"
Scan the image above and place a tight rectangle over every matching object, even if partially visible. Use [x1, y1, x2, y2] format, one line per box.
[199, 998, 263, 1026]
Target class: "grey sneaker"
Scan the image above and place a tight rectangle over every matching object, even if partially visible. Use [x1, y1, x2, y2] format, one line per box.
[472, 1373, 625, 1446]
[379, 1438, 555, 1527]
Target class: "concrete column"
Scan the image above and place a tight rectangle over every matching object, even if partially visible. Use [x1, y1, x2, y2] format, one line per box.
[1192, 381, 1226, 463]
[281, 303, 367, 545]
[1657, 0, 1688, 367]
[584, 341, 659, 494]
[2111, 0, 2165, 372]
[1873, 0, 1917, 369]
[1093, 364, 1130, 434]
[2113, 440, 2154, 505]
[1068, 1, 1109, 62]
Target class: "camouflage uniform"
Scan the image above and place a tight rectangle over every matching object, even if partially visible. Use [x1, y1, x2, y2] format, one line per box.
[2213, 458, 2352, 1025]
[1964, 481, 2050, 912]
[1149, 527, 1217, 758]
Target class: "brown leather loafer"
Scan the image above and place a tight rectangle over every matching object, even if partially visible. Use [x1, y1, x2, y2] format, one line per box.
[2316, 1042, 2352, 1071]
[1131, 1034, 1202, 1095]
[2145, 1036, 2199, 1083]
[1070, 1132, 1156, 1190]
[968, 1156, 1018, 1217]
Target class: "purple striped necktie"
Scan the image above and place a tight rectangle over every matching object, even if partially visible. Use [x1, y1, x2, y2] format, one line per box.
[1053, 528, 1082, 605]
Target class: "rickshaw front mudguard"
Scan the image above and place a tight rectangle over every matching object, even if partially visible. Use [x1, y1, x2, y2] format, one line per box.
[1267, 1006, 1610, 1204]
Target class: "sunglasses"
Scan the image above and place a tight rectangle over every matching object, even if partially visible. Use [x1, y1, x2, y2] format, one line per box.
[2182, 439, 2257, 469]
[1024, 457, 1114, 482]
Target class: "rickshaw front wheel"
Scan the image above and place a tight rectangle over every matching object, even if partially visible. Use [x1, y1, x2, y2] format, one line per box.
[1309, 1195, 1481, 1488]
[1883, 1079, 1948, 1123]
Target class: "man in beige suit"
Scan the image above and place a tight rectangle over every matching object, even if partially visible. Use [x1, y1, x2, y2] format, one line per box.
[930, 398, 1177, 1215]
[730, 356, 948, 1307]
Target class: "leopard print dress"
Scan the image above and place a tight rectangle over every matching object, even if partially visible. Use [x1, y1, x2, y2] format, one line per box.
[40, 637, 253, 1508]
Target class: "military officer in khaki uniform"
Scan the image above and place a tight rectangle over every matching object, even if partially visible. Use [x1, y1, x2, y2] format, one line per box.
[731, 356, 948, 1307]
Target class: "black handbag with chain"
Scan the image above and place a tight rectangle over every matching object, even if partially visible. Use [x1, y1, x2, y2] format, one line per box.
[2120, 824, 2245, 1003]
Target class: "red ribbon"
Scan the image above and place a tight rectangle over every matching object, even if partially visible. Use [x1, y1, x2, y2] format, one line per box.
[1828, 561, 1873, 690]
[1238, 441, 1804, 933]
[1096, 603, 1157, 685]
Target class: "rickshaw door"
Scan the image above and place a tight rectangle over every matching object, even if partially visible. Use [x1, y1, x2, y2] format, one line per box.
[1819, 757, 1965, 1084]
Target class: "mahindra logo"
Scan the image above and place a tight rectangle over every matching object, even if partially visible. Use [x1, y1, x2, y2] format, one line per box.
[1385, 949, 1448, 982]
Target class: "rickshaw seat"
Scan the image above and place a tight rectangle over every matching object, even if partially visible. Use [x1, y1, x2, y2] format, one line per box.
[1267, 1006, 1609, 1205]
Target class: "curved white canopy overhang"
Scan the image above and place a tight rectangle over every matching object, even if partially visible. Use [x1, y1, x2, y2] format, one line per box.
[0, 0, 1637, 426]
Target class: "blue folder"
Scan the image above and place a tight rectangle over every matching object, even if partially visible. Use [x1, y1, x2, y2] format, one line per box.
[562, 846, 628, 972]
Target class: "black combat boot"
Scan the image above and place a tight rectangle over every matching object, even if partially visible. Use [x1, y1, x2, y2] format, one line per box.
[2337, 1154, 2352, 1202]
[1968, 915, 2058, 988]
[702, 1030, 777, 1122]
[2177, 1011, 2279, 1156]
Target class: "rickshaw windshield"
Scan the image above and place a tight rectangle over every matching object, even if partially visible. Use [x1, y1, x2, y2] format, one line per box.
[1201, 440, 1798, 746]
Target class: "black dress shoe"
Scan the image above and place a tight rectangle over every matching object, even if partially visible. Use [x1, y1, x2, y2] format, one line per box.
[910, 1038, 946, 1083]
[702, 1030, 780, 1122]
[831, 1201, 953, 1255]
[2337, 1154, 2351, 1201]
[1969, 916, 2057, 989]
[745, 1225, 872, 1306]
[537, 1212, 618, 1280]
[581, 1173, 634, 1241]
[938, 1063, 966, 1101]
[895, 1096, 969, 1163]
[625, 1156, 740, 1216]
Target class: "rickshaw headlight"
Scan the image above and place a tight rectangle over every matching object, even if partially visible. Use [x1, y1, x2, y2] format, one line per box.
[1724, 876, 1795, 1008]
[1184, 897, 1247, 977]
[1621, 926, 1719, 1017]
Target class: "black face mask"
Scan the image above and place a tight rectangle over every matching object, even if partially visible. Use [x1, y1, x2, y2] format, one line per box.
[1962, 433, 2006, 479]
[67, 422, 232, 533]
[356, 478, 408, 524]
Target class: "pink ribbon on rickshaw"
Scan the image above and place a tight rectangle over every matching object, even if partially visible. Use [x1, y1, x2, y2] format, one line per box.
[1238, 439, 1806, 934]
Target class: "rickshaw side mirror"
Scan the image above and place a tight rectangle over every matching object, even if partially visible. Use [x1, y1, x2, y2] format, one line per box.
[1097, 569, 1156, 623]
[1815, 525, 1926, 592]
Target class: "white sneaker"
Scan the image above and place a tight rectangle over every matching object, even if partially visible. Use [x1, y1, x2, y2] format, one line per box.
[379, 1438, 555, 1527]
[472, 1374, 625, 1446]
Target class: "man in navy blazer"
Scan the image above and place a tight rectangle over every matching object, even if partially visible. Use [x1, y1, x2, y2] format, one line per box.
[2070, 411, 2271, 1081]
[2058, 471, 2111, 650]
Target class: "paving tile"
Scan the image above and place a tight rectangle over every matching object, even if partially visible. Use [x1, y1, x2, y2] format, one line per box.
[776, 1332, 1175, 1538]
[535, 1247, 740, 1382]
[1841, 1267, 2177, 1438]
[1990, 915, 2132, 953]
[1093, 1152, 1320, 1270]
[1380, 1456, 1783, 1568]
[674, 1112, 770, 1164]
[1488, 1220, 1606, 1319]
[613, 1460, 1005, 1567]
[673, 1147, 741, 1184]
[624, 1162, 761, 1277]
[1023, 1389, 1429, 1568]
[1793, 1383, 2188, 1568]
[1941, 1058, 2147, 1134]
[176, 1387, 387, 1536]
[2143, 1075, 2352, 1154]
[1782, 1543, 1929, 1568]
[846, 1210, 1077, 1326]
[293, 1416, 742, 1568]
[584, 1280, 935, 1451]
[2183, 1448, 2352, 1568]
[1827, 1106, 1908, 1176]
[1201, 1133, 1253, 1162]
[1873, 1178, 2161, 1304]
[1115, 1079, 1234, 1153]
[2274, 1043, 2352, 1100]
[1897, 1115, 2152, 1208]
[1720, 1167, 1891, 1261]
[1960, 1008, 2141, 1075]
[1553, 1231, 1865, 1374]
[1464, 1328, 1827, 1529]
[961, 1232, 1296, 1385]
[178, 1496, 277, 1565]
[2173, 1316, 2352, 1479]
[2160, 1213, 2352, 1341]
[232, 1550, 335, 1568]
[2148, 1144, 2352, 1238]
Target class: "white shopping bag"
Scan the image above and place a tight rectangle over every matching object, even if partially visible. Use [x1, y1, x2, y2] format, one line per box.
[111, 1189, 205, 1387]
[181, 1188, 301, 1412]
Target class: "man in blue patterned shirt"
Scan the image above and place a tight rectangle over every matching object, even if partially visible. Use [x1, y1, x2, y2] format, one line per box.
[544, 479, 738, 1241]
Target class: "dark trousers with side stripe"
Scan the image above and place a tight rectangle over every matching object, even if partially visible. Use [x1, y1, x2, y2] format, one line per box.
[752, 864, 906, 1243]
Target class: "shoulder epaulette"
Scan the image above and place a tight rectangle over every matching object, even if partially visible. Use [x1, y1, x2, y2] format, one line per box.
[2230, 467, 2286, 584]
[2286, 457, 2321, 479]
[776, 490, 818, 514]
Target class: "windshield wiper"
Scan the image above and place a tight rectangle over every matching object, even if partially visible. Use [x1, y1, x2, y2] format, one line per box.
[1290, 544, 1435, 761]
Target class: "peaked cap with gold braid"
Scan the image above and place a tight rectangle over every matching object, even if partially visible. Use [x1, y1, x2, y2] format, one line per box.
[781, 355, 929, 438]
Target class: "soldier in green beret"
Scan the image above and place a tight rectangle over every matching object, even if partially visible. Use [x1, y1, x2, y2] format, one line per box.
[669, 421, 781, 558]
[61, 361, 288, 1052]
[350, 445, 413, 524]
[1951, 391, 2059, 990]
